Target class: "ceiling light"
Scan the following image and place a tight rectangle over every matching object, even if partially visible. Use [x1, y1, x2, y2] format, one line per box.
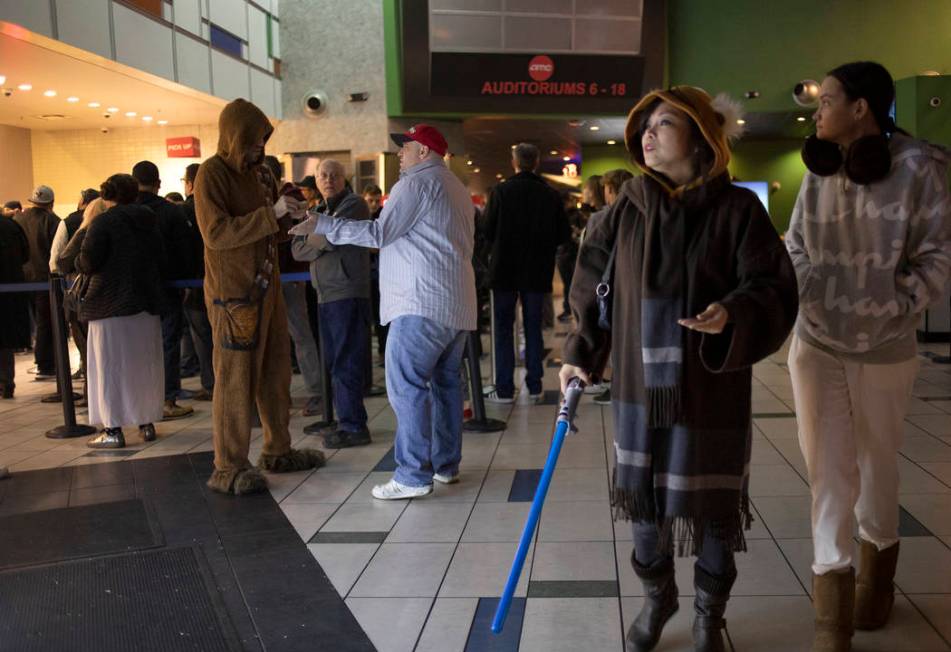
[549, 150, 558, 155]
[157, 119, 168, 125]
[107, 106, 119, 113]
[472, 167, 480, 173]
[466, 160, 473, 165]
[562, 156, 571, 161]
[142, 116, 153, 122]
[589, 126, 600, 131]
[796, 116, 807, 122]
[43, 90, 56, 97]
[510, 145, 516, 150]
[496, 173, 503, 179]
[17, 83, 32, 91]
[0, 75, 5, 85]
[607, 140, 617, 145]
[66, 96, 79, 103]
[736, 119, 746, 125]
[88, 101, 100, 108]
[125, 111, 136, 117]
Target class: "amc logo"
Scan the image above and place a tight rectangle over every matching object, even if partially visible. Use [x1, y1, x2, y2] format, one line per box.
[528, 55, 554, 82]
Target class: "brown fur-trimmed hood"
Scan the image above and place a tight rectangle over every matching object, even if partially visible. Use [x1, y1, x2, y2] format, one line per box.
[216, 98, 273, 173]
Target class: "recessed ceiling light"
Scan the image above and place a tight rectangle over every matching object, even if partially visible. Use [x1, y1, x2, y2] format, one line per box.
[157, 119, 168, 125]
[17, 83, 32, 91]
[0, 75, 6, 86]
[87, 101, 100, 108]
[796, 116, 807, 122]
[549, 150, 558, 155]
[125, 111, 136, 117]
[562, 156, 571, 161]
[66, 96, 79, 103]
[472, 167, 480, 173]
[736, 119, 746, 125]
[466, 160, 473, 165]
[107, 107, 119, 113]
[589, 125, 600, 131]
[510, 145, 516, 150]
[43, 90, 56, 97]
[496, 173, 503, 179]
[607, 140, 617, 145]
[142, 115, 153, 122]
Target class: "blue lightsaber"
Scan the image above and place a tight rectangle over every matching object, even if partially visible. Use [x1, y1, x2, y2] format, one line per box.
[491, 377, 586, 633]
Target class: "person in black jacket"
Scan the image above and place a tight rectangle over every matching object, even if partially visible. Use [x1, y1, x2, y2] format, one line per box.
[180, 162, 214, 401]
[0, 215, 32, 397]
[132, 160, 196, 421]
[71, 174, 167, 448]
[14, 185, 60, 380]
[482, 143, 571, 403]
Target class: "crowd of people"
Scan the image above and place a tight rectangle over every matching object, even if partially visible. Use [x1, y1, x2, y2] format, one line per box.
[1, 58, 949, 652]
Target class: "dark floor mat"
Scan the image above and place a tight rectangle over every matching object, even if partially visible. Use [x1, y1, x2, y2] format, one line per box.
[0, 498, 161, 569]
[0, 546, 239, 652]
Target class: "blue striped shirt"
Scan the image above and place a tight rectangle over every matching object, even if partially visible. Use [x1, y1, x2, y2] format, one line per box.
[311, 158, 477, 331]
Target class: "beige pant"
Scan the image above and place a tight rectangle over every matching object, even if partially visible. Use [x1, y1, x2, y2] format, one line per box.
[787, 335, 918, 575]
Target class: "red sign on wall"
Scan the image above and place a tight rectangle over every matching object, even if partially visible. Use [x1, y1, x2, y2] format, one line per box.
[166, 136, 201, 158]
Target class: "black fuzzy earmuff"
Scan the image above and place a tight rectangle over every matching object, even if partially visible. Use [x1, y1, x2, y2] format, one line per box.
[801, 133, 892, 185]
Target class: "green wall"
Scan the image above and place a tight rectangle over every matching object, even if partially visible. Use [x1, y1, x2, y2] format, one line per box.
[668, 0, 951, 112]
[581, 145, 636, 179]
[729, 140, 806, 233]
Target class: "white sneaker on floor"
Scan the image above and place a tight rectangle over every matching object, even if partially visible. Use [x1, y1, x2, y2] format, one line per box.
[372, 478, 433, 500]
[485, 390, 515, 404]
[433, 472, 459, 485]
[527, 391, 543, 404]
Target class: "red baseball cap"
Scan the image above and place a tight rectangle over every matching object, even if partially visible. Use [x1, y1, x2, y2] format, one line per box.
[390, 124, 448, 156]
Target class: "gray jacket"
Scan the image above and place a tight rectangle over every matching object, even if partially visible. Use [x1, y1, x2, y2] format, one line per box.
[292, 190, 371, 304]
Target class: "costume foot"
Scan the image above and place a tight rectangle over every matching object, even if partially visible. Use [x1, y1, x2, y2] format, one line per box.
[257, 447, 325, 473]
[207, 467, 268, 495]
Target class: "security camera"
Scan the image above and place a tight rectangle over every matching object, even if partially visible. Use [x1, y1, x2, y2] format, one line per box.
[744, 90, 760, 99]
[2, 88, 11, 97]
[793, 80, 820, 107]
[929, 96, 942, 108]
[303, 91, 328, 117]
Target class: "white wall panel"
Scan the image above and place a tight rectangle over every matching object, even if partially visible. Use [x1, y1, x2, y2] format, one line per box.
[250, 67, 275, 117]
[209, 0, 247, 40]
[270, 0, 279, 18]
[55, 0, 111, 59]
[176, 36, 212, 94]
[174, 0, 202, 36]
[113, 3, 175, 81]
[211, 50, 250, 101]
[247, 4, 268, 68]
[0, 0, 54, 36]
[271, 17, 280, 58]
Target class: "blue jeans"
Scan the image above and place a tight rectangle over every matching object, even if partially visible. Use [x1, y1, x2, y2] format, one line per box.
[318, 297, 369, 432]
[386, 316, 467, 487]
[492, 290, 544, 396]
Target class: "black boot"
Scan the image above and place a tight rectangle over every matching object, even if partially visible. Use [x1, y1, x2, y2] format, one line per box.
[139, 423, 156, 442]
[692, 565, 736, 652]
[627, 553, 679, 652]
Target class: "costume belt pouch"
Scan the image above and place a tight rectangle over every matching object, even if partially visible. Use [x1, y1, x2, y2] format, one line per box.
[213, 244, 275, 351]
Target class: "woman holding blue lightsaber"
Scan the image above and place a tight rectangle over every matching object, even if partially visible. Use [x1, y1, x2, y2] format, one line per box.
[560, 87, 799, 652]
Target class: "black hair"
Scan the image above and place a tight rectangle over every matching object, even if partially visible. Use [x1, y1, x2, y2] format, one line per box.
[100, 173, 139, 204]
[827, 61, 896, 133]
[3, 200, 21, 210]
[363, 184, 383, 196]
[184, 163, 200, 185]
[80, 188, 100, 205]
[583, 175, 605, 208]
[601, 169, 634, 192]
[131, 160, 160, 186]
[636, 96, 715, 172]
[164, 192, 185, 203]
[513, 143, 540, 170]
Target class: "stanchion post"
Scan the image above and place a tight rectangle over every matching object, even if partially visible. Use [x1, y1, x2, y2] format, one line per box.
[463, 331, 506, 433]
[45, 275, 96, 439]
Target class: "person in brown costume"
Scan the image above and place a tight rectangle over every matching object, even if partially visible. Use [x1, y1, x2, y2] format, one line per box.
[194, 98, 324, 495]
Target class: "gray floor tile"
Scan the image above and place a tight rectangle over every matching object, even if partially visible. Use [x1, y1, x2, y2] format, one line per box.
[852, 596, 950, 651]
[726, 595, 815, 651]
[461, 502, 531, 542]
[547, 467, 610, 502]
[321, 444, 399, 473]
[345, 597, 432, 652]
[520, 597, 623, 652]
[899, 457, 951, 493]
[752, 495, 814, 539]
[750, 438, 788, 465]
[387, 502, 474, 543]
[320, 502, 408, 532]
[538, 500, 615, 542]
[307, 543, 379, 596]
[895, 537, 951, 593]
[477, 469, 517, 502]
[754, 417, 800, 440]
[732, 539, 807, 596]
[415, 597, 478, 652]
[349, 542, 455, 598]
[903, 436, 951, 463]
[283, 471, 365, 503]
[439, 542, 534, 598]
[263, 468, 315, 502]
[907, 595, 951, 645]
[749, 464, 809, 497]
[531, 542, 618, 582]
[920, 462, 951, 487]
[908, 415, 951, 438]
[279, 503, 338, 541]
[901, 494, 951, 535]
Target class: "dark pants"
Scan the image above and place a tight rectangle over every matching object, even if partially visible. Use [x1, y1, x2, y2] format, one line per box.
[631, 521, 736, 580]
[180, 326, 200, 376]
[0, 348, 14, 390]
[319, 297, 370, 432]
[493, 289, 544, 397]
[33, 292, 54, 373]
[67, 311, 87, 376]
[184, 305, 214, 392]
[556, 246, 578, 314]
[370, 276, 388, 357]
[161, 291, 185, 401]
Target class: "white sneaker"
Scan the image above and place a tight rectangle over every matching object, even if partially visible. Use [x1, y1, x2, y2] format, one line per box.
[433, 472, 459, 485]
[371, 478, 433, 500]
[485, 390, 515, 404]
[527, 391, 543, 404]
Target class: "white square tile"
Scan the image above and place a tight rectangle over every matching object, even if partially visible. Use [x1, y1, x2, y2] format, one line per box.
[520, 597, 623, 652]
[307, 543, 378, 596]
[350, 543, 455, 598]
[345, 597, 432, 652]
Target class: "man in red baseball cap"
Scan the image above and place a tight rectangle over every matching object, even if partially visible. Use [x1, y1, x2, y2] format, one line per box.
[390, 124, 449, 157]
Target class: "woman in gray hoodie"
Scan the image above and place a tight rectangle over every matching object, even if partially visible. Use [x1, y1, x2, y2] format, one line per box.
[785, 61, 951, 652]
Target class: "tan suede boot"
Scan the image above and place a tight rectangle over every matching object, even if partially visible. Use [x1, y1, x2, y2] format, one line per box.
[812, 568, 854, 652]
[854, 540, 899, 630]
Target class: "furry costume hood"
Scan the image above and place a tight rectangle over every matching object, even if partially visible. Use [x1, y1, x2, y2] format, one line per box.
[216, 98, 273, 172]
[624, 86, 743, 196]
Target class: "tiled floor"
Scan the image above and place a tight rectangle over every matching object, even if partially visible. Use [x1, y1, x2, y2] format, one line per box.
[2, 328, 951, 651]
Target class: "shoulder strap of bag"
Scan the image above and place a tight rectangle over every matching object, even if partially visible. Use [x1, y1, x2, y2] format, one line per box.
[596, 217, 621, 299]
